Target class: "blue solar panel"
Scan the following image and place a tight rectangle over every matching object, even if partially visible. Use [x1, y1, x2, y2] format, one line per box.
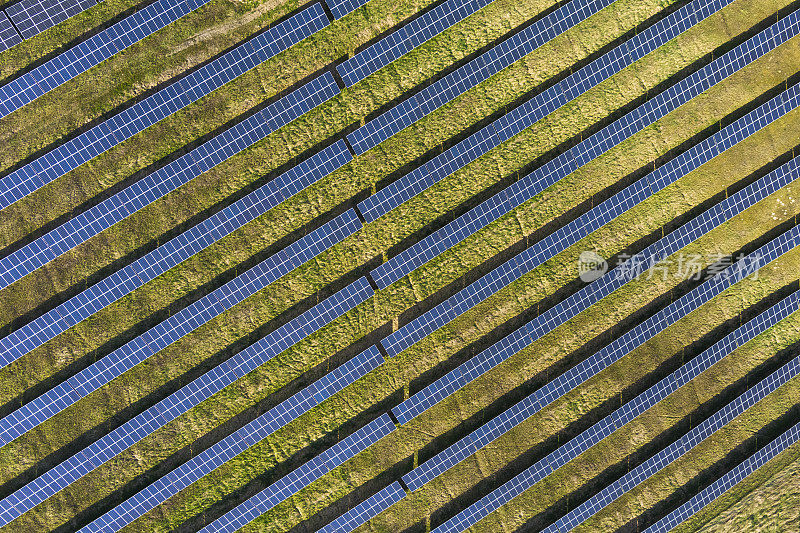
[319, 482, 406, 533]
[0, 12, 22, 52]
[357, 123, 499, 222]
[194, 414, 396, 533]
[645, 420, 800, 533]
[435, 350, 800, 533]
[346, 0, 618, 154]
[337, 0, 494, 86]
[392, 323, 533, 425]
[6, 0, 96, 40]
[346, 0, 742, 157]
[0, 4, 330, 210]
[0, 121, 348, 377]
[76, 346, 384, 533]
[0, 209, 361, 447]
[365, 0, 794, 289]
[0, 277, 374, 527]
[378, 81, 800, 357]
[327, 0, 371, 19]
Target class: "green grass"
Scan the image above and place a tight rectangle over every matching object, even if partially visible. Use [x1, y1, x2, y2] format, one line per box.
[0, 0, 494, 247]
[0, 0, 308, 178]
[345, 180, 800, 533]
[570, 309, 800, 532]
[0, 0, 748, 482]
[0, 0, 681, 406]
[2, 0, 774, 409]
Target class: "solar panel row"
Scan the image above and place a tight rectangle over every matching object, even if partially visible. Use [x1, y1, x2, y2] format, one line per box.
[326, 0, 373, 19]
[400, 225, 800, 492]
[337, 0, 494, 86]
[0, 208, 361, 448]
[379, 80, 800, 359]
[0, 139, 351, 371]
[0, 3, 330, 211]
[545, 291, 800, 532]
[433, 330, 800, 533]
[318, 482, 406, 533]
[0, 11, 22, 52]
[369, 10, 800, 289]
[6, 0, 96, 40]
[0, 0, 213, 120]
[80, 345, 385, 533]
[346, 0, 617, 155]
[0, 275, 374, 526]
[645, 420, 800, 533]
[0, 71, 338, 296]
[355, 0, 737, 224]
[197, 414, 396, 533]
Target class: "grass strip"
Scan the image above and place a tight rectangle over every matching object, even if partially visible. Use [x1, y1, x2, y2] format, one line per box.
[0, 0, 669, 407]
[241, 220, 800, 533]
[0, 0, 312, 178]
[0, 0, 470, 246]
[1, 0, 788, 527]
[0, 0, 560, 316]
[0, 0, 151, 81]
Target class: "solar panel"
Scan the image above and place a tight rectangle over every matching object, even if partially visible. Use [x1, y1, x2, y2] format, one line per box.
[403, 393, 540, 490]
[345, 0, 623, 155]
[0, 209, 361, 447]
[319, 482, 406, 533]
[77, 346, 384, 533]
[645, 421, 800, 533]
[0, 4, 330, 211]
[392, 323, 533, 425]
[378, 82, 800, 358]
[395, 220, 800, 494]
[368, 13, 800, 289]
[0, 72, 339, 295]
[0, 139, 349, 370]
[0, 277, 374, 526]
[195, 414, 396, 533]
[435, 351, 800, 533]
[0, 12, 22, 52]
[6, 0, 96, 40]
[357, 123, 499, 222]
[326, 0, 372, 19]
[337, 0, 494, 86]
